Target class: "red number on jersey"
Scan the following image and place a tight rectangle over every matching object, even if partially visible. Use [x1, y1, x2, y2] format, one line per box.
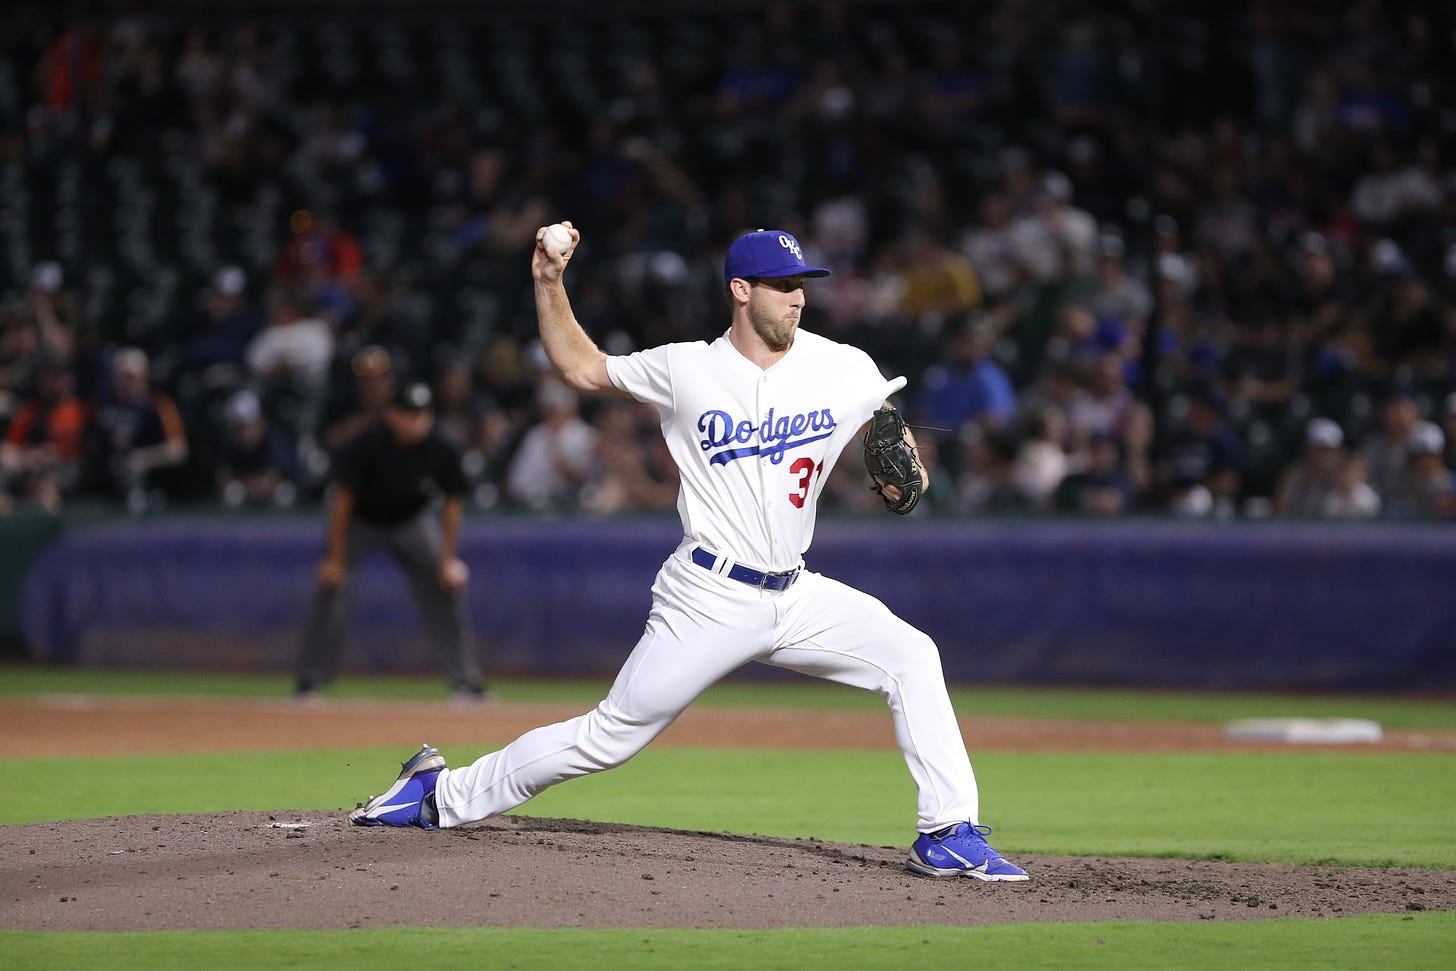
[788, 458, 825, 508]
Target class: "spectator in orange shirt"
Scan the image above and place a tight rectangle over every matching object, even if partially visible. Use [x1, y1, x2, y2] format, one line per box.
[2, 356, 91, 513]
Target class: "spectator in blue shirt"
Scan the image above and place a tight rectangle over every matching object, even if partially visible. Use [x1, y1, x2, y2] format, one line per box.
[918, 320, 1016, 434]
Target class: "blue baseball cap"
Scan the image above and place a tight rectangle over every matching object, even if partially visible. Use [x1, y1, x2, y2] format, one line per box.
[723, 229, 830, 285]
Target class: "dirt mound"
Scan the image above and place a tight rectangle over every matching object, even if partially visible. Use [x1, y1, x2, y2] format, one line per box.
[3, 812, 1451, 931]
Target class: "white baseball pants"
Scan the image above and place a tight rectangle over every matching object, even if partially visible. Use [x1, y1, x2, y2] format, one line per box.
[432, 546, 980, 832]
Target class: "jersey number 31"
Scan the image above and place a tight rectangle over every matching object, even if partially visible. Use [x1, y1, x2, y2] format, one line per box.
[788, 457, 824, 508]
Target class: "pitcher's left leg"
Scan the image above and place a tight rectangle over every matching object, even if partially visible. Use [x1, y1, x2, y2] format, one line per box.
[428, 556, 772, 827]
[766, 572, 978, 832]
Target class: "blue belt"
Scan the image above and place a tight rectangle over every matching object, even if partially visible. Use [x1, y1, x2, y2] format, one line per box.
[691, 547, 800, 591]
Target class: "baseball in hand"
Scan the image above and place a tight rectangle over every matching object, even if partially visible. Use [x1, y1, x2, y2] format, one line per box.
[543, 223, 573, 255]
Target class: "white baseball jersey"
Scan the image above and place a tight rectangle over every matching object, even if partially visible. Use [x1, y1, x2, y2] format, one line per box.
[606, 328, 891, 571]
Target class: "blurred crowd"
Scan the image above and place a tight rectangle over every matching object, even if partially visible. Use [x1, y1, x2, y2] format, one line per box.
[1, 1, 1454, 519]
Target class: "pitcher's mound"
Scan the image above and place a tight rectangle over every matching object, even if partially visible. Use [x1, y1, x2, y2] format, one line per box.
[2, 812, 1451, 931]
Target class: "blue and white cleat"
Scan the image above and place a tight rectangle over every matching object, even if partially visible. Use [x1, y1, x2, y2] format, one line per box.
[907, 822, 1029, 881]
[348, 744, 446, 828]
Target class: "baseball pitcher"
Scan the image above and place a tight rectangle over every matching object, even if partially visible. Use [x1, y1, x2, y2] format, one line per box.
[348, 224, 1028, 881]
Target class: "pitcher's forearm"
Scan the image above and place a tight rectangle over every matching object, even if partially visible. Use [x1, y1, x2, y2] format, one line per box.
[533, 279, 612, 393]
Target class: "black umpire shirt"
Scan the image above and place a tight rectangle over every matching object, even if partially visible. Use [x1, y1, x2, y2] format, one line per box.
[332, 422, 468, 527]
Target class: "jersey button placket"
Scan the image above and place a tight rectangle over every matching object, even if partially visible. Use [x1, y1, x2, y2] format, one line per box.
[757, 373, 775, 567]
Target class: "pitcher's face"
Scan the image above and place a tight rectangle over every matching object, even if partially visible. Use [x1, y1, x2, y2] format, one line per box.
[745, 276, 806, 351]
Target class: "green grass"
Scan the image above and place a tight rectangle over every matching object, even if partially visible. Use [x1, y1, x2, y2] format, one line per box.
[5, 746, 1454, 868]
[5, 663, 1455, 730]
[3, 914, 1454, 971]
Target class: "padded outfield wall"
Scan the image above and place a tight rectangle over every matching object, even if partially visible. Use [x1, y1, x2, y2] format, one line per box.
[15, 515, 1456, 692]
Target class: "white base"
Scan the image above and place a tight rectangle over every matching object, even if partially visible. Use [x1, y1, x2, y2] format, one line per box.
[1222, 717, 1383, 745]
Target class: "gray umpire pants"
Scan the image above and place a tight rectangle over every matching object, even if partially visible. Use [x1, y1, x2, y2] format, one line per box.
[296, 510, 481, 691]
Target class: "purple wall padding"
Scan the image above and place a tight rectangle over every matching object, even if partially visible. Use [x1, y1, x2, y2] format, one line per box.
[20, 517, 1456, 691]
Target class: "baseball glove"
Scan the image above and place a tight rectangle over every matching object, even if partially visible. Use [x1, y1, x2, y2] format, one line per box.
[862, 406, 923, 515]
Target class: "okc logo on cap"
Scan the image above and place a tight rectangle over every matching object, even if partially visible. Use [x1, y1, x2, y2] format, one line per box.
[723, 229, 831, 284]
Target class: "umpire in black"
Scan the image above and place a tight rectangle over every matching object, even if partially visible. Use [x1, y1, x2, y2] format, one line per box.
[295, 381, 486, 700]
